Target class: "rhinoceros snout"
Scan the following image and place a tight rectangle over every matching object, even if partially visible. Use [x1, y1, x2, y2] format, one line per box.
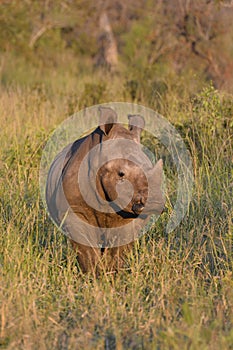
[132, 202, 144, 215]
[132, 196, 146, 214]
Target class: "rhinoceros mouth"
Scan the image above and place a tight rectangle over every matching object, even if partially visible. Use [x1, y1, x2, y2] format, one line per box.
[109, 201, 147, 219]
[117, 209, 147, 219]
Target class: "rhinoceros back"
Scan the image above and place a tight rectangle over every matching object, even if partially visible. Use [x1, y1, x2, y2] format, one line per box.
[46, 143, 73, 227]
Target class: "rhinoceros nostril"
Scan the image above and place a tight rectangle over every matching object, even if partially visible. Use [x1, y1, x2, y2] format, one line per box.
[132, 202, 145, 214]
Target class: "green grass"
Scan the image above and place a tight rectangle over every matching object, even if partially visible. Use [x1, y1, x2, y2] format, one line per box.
[0, 76, 233, 349]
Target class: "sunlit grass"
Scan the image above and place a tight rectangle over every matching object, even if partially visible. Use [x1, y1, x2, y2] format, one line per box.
[0, 79, 232, 349]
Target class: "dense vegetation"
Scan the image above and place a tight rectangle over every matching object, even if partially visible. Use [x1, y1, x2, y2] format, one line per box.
[0, 1, 233, 349]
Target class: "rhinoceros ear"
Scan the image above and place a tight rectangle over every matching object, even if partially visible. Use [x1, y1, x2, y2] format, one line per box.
[99, 107, 118, 135]
[128, 115, 145, 143]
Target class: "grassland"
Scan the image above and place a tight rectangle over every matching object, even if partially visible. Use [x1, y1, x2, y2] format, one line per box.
[0, 67, 233, 350]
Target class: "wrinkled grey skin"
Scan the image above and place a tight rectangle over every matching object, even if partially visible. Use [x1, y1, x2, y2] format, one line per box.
[46, 107, 165, 274]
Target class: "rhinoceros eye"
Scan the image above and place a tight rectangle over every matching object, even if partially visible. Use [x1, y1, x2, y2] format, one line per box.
[118, 171, 125, 178]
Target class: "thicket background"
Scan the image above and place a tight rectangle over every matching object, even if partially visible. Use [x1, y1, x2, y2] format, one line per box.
[0, 1, 233, 349]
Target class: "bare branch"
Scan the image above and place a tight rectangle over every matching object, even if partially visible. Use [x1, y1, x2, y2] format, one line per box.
[29, 14, 74, 49]
[29, 24, 52, 48]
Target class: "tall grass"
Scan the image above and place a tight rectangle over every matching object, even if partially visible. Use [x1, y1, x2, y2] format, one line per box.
[0, 75, 232, 349]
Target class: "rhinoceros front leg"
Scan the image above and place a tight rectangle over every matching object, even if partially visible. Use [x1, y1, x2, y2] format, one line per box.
[105, 244, 133, 272]
[70, 240, 101, 274]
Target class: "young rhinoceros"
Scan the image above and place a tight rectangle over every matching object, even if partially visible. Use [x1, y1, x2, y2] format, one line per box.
[46, 107, 165, 273]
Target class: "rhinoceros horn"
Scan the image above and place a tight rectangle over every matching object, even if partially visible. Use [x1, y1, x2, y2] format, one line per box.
[145, 159, 165, 215]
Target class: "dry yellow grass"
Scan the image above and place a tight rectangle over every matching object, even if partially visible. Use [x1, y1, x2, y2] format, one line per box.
[0, 79, 232, 349]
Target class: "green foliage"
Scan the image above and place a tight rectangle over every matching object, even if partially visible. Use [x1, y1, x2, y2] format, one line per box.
[0, 2, 31, 52]
[0, 0, 233, 94]
[122, 18, 152, 66]
[192, 83, 233, 131]
[80, 82, 107, 108]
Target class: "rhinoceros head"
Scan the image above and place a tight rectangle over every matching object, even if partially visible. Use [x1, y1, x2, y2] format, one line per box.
[89, 107, 165, 218]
